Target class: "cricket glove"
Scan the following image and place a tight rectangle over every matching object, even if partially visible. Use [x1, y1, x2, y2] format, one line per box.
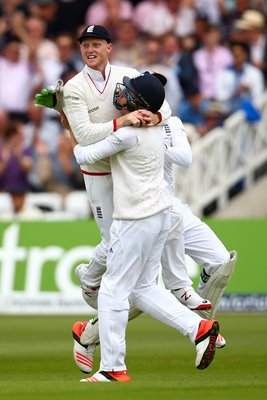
[34, 79, 64, 112]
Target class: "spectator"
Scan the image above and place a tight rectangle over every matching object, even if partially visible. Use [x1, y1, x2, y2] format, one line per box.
[133, 0, 170, 37]
[214, 40, 265, 116]
[134, 0, 196, 38]
[85, 0, 133, 40]
[0, 0, 30, 48]
[13, 14, 59, 65]
[0, 38, 40, 122]
[193, 24, 233, 100]
[0, 119, 33, 192]
[177, 34, 199, 96]
[41, 32, 82, 85]
[24, 101, 54, 192]
[137, 36, 183, 114]
[234, 10, 267, 80]
[29, 0, 60, 38]
[36, 32, 80, 142]
[161, 32, 181, 67]
[111, 19, 144, 68]
[195, 0, 222, 25]
[29, 0, 87, 38]
[219, 0, 255, 40]
[166, 0, 196, 38]
[47, 132, 84, 196]
[194, 10, 209, 47]
[177, 85, 224, 137]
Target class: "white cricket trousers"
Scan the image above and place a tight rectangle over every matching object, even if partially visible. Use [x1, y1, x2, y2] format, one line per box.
[98, 210, 202, 371]
[80, 173, 114, 288]
[161, 198, 230, 292]
[80, 174, 191, 293]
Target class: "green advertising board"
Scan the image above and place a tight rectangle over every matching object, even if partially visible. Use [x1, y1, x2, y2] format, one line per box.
[0, 220, 101, 314]
[0, 219, 266, 313]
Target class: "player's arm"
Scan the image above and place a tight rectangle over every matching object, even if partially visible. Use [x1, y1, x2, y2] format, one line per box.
[35, 81, 145, 145]
[164, 116, 192, 168]
[73, 127, 138, 165]
[64, 82, 150, 146]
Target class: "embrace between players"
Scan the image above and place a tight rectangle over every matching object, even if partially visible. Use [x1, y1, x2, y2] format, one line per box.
[35, 24, 237, 383]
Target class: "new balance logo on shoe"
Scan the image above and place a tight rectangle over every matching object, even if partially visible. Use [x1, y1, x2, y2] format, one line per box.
[181, 292, 191, 301]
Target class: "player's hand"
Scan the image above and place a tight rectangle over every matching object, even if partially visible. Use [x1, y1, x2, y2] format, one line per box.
[34, 88, 57, 108]
[119, 110, 146, 127]
[137, 110, 160, 126]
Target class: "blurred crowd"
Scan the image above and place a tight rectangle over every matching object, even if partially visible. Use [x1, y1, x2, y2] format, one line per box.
[0, 0, 267, 216]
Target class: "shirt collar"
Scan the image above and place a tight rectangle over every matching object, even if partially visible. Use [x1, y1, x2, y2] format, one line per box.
[85, 62, 111, 85]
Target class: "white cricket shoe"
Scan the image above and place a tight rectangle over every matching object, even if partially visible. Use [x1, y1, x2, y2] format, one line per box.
[195, 319, 219, 369]
[80, 370, 131, 383]
[172, 287, 212, 310]
[72, 321, 96, 374]
[216, 333, 226, 348]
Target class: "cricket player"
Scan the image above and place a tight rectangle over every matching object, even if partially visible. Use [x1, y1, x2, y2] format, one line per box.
[156, 116, 237, 322]
[34, 24, 210, 312]
[71, 71, 219, 382]
[71, 116, 235, 376]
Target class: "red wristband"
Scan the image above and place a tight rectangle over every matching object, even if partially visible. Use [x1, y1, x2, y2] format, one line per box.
[113, 118, 117, 132]
[156, 112, 162, 125]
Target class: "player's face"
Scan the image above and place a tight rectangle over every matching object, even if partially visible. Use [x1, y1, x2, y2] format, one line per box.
[113, 84, 138, 111]
[113, 83, 149, 112]
[80, 38, 112, 72]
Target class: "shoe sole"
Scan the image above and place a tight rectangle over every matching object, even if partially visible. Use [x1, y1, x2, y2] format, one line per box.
[72, 324, 93, 374]
[197, 321, 219, 370]
[73, 340, 93, 374]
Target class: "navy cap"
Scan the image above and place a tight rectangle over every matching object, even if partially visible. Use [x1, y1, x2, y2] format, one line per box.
[77, 25, 111, 44]
[152, 72, 167, 86]
[123, 72, 166, 113]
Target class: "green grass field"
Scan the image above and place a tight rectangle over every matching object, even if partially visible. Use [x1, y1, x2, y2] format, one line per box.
[0, 313, 266, 400]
